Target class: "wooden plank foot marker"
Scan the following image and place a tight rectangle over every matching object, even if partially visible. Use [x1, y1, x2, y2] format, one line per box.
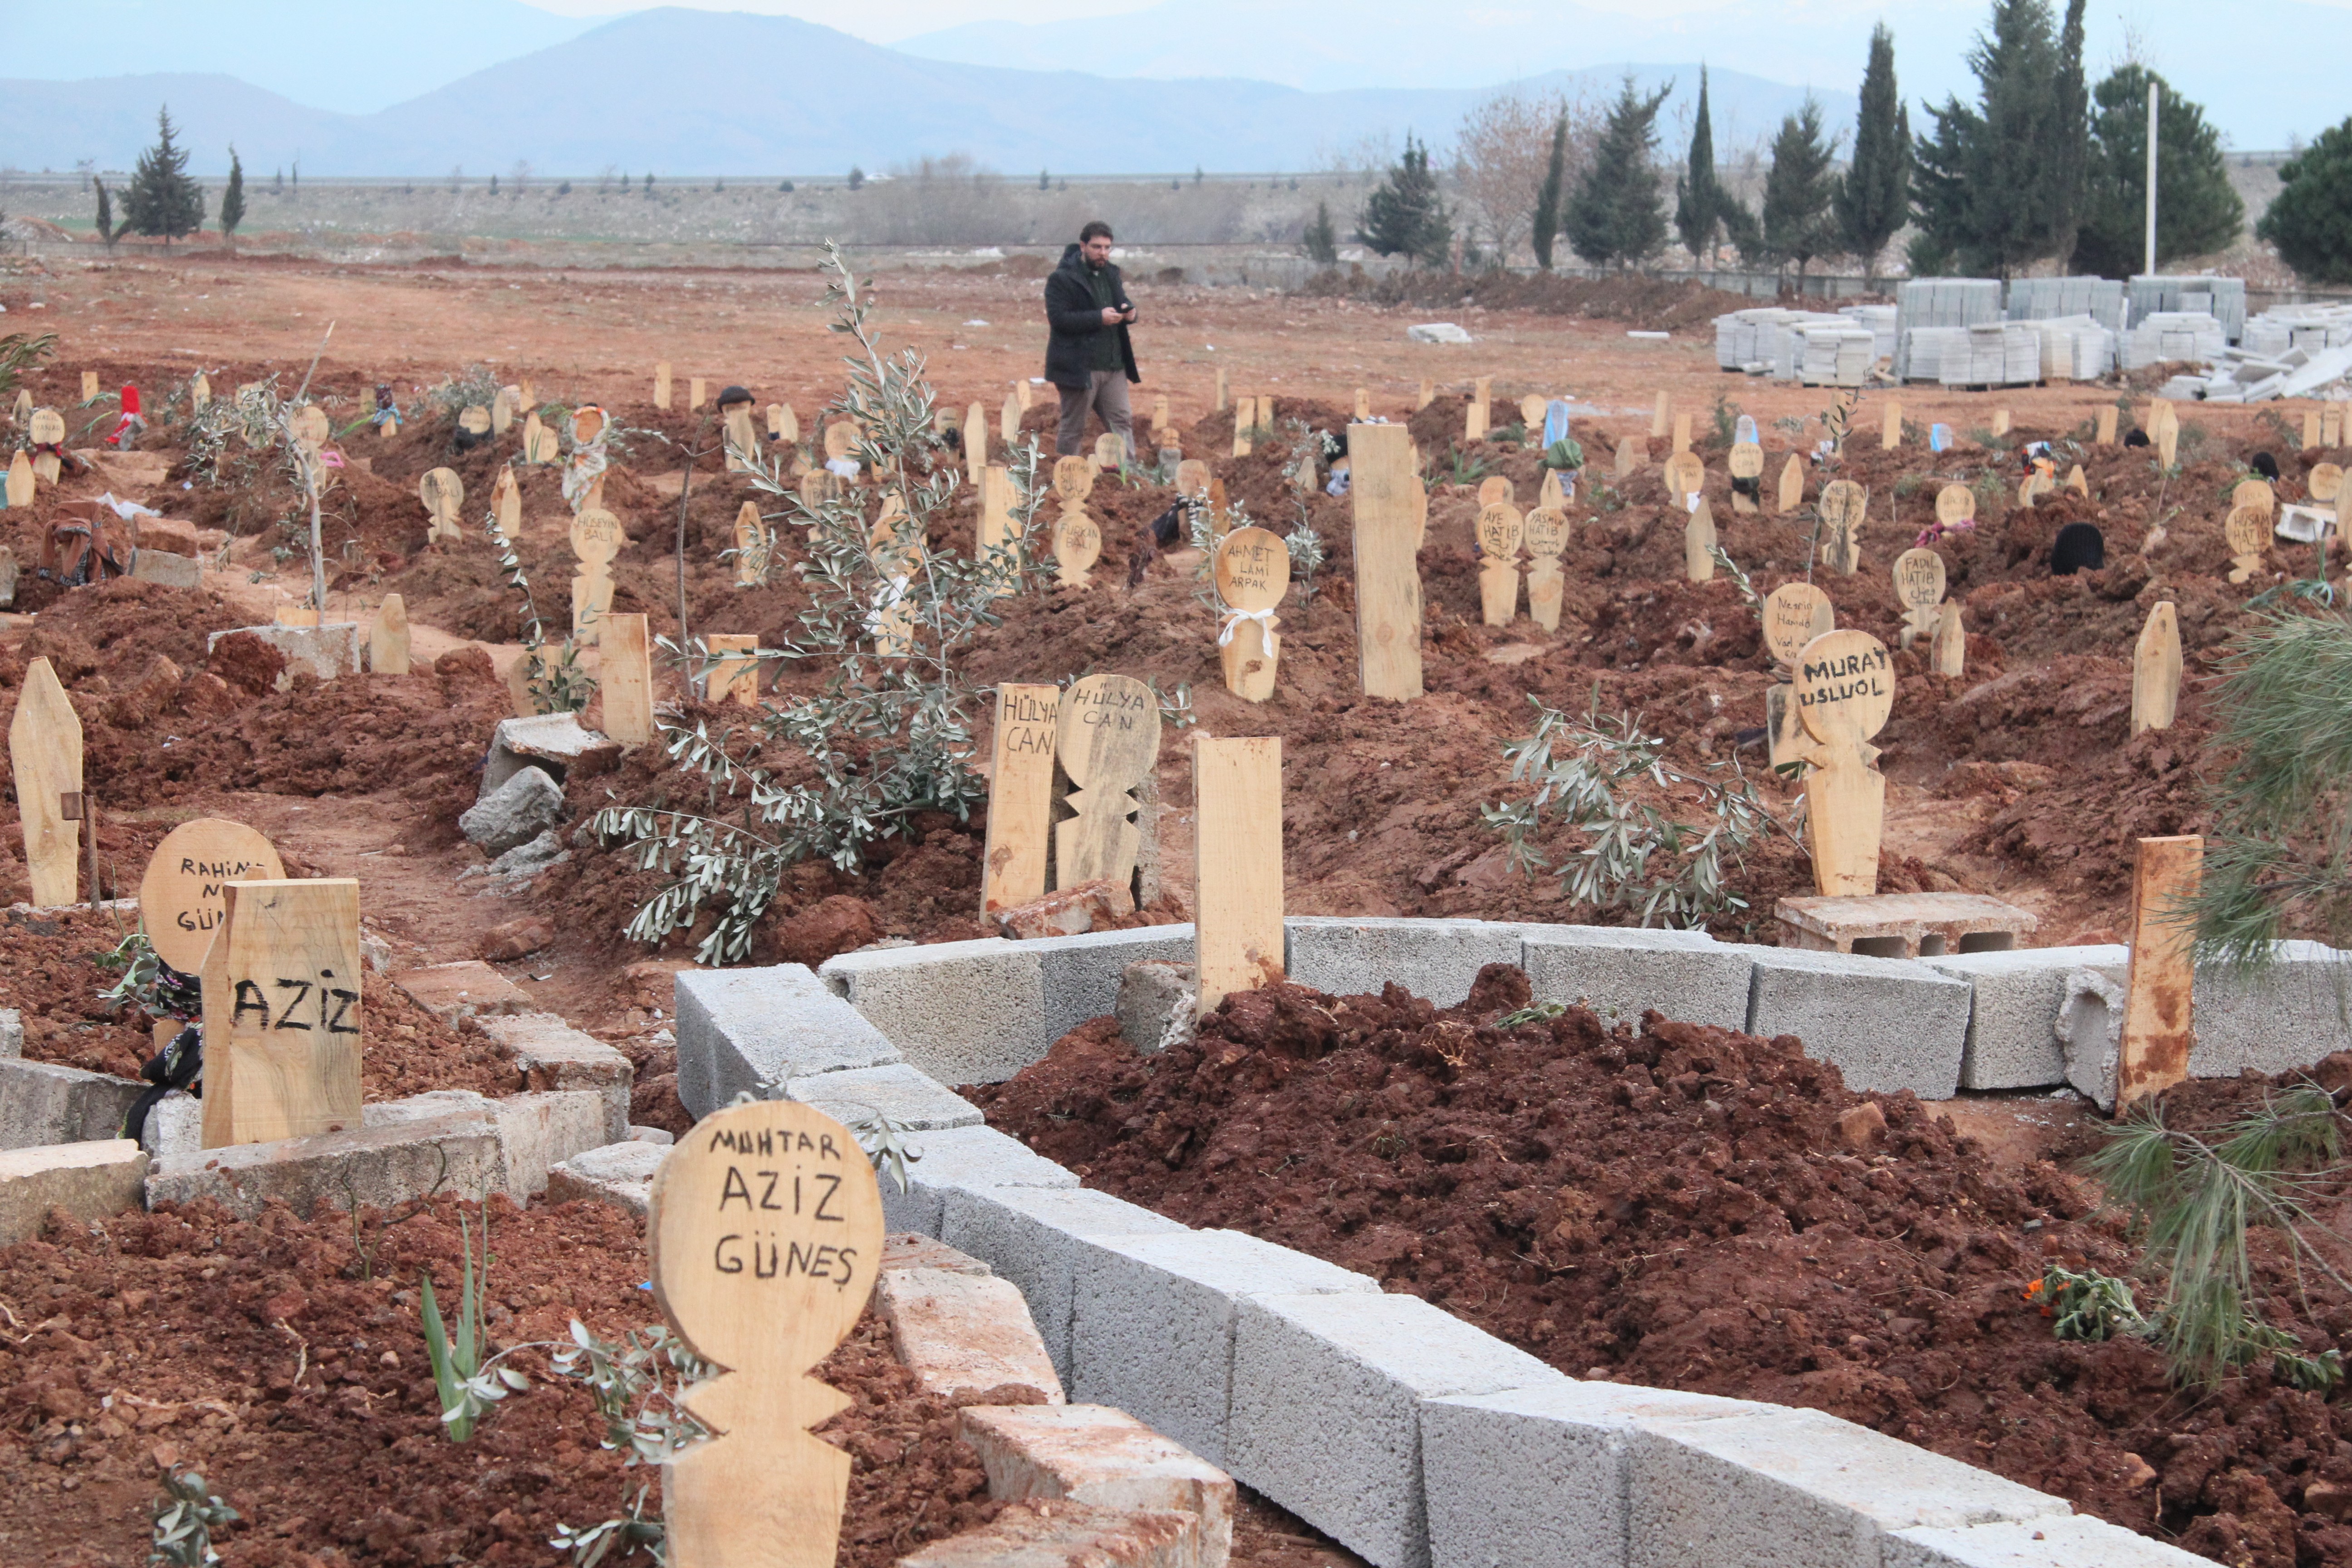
[1054, 674, 1161, 896]
[1192, 736, 1284, 1018]
[1214, 368, 1228, 412]
[2156, 405, 2180, 468]
[1050, 457, 1101, 588]
[2132, 601, 2181, 735]
[1613, 435, 1641, 480]
[1354, 387, 1371, 421]
[2116, 835, 2203, 1108]
[1524, 507, 1569, 632]
[1215, 526, 1290, 701]
[522, 412, 557, 466]
[1465, 377, 1491, 442]
[724, 401, 759, 471]
[1015, 379, 1034, 412]
[962, 402, 987, 481]
[370, 593, 411, 675]
[139, 819, 285, 974]
[491, 387, 516, 436]
[1651, 392, 1670, 439]
[11, 657, 81, 907]
[189, 375, 210, 412]
[654, 363, 672, 410]
[1476, 504, 1523, 625]
[1762, 583, 1835, 769]
[1671, 411, 1693, 455]
[704, 634, 759, 706]
[1537, 470, 1568, 512]
[571, 507, 623, 643]
[733, 502, 767, 586]
[1416, 379, 1434, 412]
[1882, 402, 1902, 451]
[999, 394, 1019, 446]
[198, 877, 363, 1149]
[1348, 423, 1425, 701]
[1728, 440, 1763, 514]
[1992, 408, 2011, 436]
[601, 613, 654, 745]
[81, 370, 100, 401]
[5, 451, 33, 508]
[29, 409, 64, 485]
[977, 466, 1019, 595]
[1818, 480, 1867, 576]
[649, 1099, 882, 1568]
[1684, 498, 1717, 583]
[1892, 548, 1946, 649]
[689, 377, 707, 412]
[1792, 629, 1893, 897]
[2327, 407, 2344, 447]
[1931, 600, 1967, 677]
[1152, 395, 1172, 445]
[2306, 410, 2324, 451]
[490, 467, 521, 534]
[980, 685, 1060, 915]
[2097, 404, 2119, 445]
[1778, 453, 1805, 513]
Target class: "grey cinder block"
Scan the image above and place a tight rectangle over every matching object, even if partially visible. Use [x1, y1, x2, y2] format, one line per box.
[673, 965, 899, 1117]
[1518, 925, 1753, 1030]
[547, 1139, 667, 1219]
[1229, 1290, 1564, 1568]
[1029, 924, 1196, 1045]
[888, 1122, 1079, 1236]
[1922, 945, 2128, 1090]
[1284, 916, 1523, 1007]
[146, 1112, 505, 1221]
[2193, 942, 2352, 1080]
[787, 1062, 983, 1131]
[1887, 1514, 2212, 1567]
[940, 1184, 1188, 1380]
[0, 1058, 143, 1150]
[1744, 949, 1973, 1098]
[1627, 1406, 2067, 1568]
[1070, 1228, 1378, 1470]
[1423, 1381, 1768, 1568]
[821, 938, 1047, 1083]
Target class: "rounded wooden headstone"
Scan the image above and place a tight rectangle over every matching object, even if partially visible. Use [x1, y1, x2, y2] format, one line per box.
[1728, 441, 1764, 480]
[419, 467, 464, 519]
[1175, 459, 1210, 499]
[571, 507, 625, 565]
[2018, 470, 2054, 505]
[1893, 548, 1947, 612]
[1052, 511, 1101, 578]
[290, 405, 330, 453]
[458, 404, 492, 437]
[1935, 484, 1976, 527]
[823, 422, 856, 461]
[2310, 463, 2343, 503]
[1475, 503, 1524, 560]
[1092, 432, 1125, 470]
[1662, 451, 1705, 502]
[2232, 478, 2276, 515]
[1762, 583, 1835, 665]
[139, 818, 286, 973]
[1519, 394, 1547, 431]
[1052, 456, 1095, 503]
[1215, 526, 1291, 612]
[1477, 475, 1514, 508]
[1794, 629, 1894, 749]
[1058, 674, 1161, 793]
[1818, 480, 1867, 534]
[571, 406, 607, 446]
[2225, 504, 2270, 556]
[1523, 507, 1570, 557]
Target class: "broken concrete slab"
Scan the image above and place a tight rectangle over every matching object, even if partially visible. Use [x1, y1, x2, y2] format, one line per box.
[1033, 926, 1196, 1047]
[672, 964, 902, 1118]
[459, 765, 565, 855]
[960, 1404, 1235, 1568]
[475, 1011, 634, 1140]
[894, 1500, 1204, 1568]
[390, 960, 537, 1024]
[0, 1008, 19, 1057]
[1922, 945, 2128, 1090]
[206, 622, 363, 685]
[785, 1062, 983, 1131]
[876, 1265, 1067, 1405]
[0, 1139, 150, 1245]
[1118, 961, 1197, 1054]
[883, 1232, 996, 1277]
[0, 1058, 142, 1150]
[146, 1112, 504, 1220]
[1886, 1514, 2214, 1567]
[481, 711, 619, 798]
[546, 1138, 666, 1219]
[130, 549, 204, 588]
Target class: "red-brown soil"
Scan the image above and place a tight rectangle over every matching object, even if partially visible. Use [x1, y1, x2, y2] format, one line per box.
[972, 970, 2352, 1568]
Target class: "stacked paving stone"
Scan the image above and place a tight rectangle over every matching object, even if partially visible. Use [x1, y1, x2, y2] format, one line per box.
[2128, 274, 2247, 343]
[1904, 322, 2046, 387]
[2122, 311, 2230, 372]
[1893, 279, 2005, 379]
[2004, 276, 2127, 333]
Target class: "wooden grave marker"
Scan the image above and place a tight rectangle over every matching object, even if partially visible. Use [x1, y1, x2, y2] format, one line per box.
[654, 362, 673, 409]
[733, 502, 767, 586]
[1000, 394, 1019, 446]
[963, 402, 986, 480]
[2018, 468, 2054, 507]
[0, 545, 17, 608]
[2117, 836, 2204, 1108]
[1614, 435, 1641, 480]
[198, 878, 364, 1149]
[1416, 379, 1434, 412]
[981, 685, 1060, 914]
[1349, 423, 1425, 701]
[1728, 440, 1763, 514]
[1050, 456, 1100, 588]
[976, 466, 1019, 593]
[6, 387, 27, 423]
[1762, 583, 1835, 768]
[1193, 735, 1284, 1018]
[5, 451, 31, 508]
[81, 370, 99, 401]
[1354, 387, 1371, 421]
[1818, 479, 1867, 575]
[2225, 505, 2270, 583]
[1992, 408, 2011, 436]
[1882, 401, 1902, 451]
[1214, 367, 1229, 412]
[419, 468, 465, 544]
[647, 1099, 883, 1568]
[724, 401, 759, 472]
[522, 412, 559, 465]
[369, 593, 411, 675]
[2156, 405, 2179, 468]
[2132, 601, 2180, 735]
[2097, 404, 2119, 445]
[1175, 459, 1210, 504]
[1651, 392, 1670, 439]
[570, 507, 624, 642]
[1093, 431, 1125, 472]
[823, 422, 856, 466]
[189, 375, 210, 412]
[2305, 410, 2323, 451]
[458, 405, 492, 444]
[1684, 497, 1717, 583]
[2233, 478, 2276, 515]
[491, 387, 516, 436]
[1936, 484, 1975, 532]
[1477, 475, 1513, 508]
[1537, 470, 1568, 512]
[1524, 507, 1569, 632]
[1014, 378, 1034, 412]
[1931, 599, 1967, 677]
[1791, 628, 1894, 896]
[485, 466, 519, 535]
[601, 613, 654, 745]
[1662, 451, 1704, 509]
[2312, 462, 2345, 503]
[1892, 548, 1947, 648]
[1475, 503, 1523, 626]
[11, 657, 81, 907]
[29, 409, 65, 484]
[1671, 411, 1693, 455]
[2329, 407, 2345, 447]
[139, 818, 285, 974]
[704, 634, 759, 706]
[291, 405, 331, 455]
[689, 377, 707, 412]
[2066, 464, 2089, 497]
[1233, 396, 1255, 457]
[1519, 394, 1547, 446]
[1215, 526, 1290, 701]
[867, 498, 922, 658]
[1466, 376, 1491, 442]
[1152, 395, 1172, 443]
[1054, 673, 1161, 896]
[274, 606, 320, 628]
[1777, 453, 1804, 513]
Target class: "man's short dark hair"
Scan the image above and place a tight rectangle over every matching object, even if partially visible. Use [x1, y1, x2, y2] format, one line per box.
[1079, 220, 1114, 244]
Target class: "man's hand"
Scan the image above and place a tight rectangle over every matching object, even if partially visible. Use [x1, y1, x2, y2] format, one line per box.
[1100, 307, 1124, 326]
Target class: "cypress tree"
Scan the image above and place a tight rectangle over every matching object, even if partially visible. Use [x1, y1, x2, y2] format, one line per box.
[1762, 98, 1840, 278]
[2048, 0, 2090, 265]
[1674, 67, 1723, 267]
[1303, 200, 1340, 265]
[122, 107, 205, 246]
[1532, 113, 1569, 271]
[2073, 67, 2244, 277]
[1357, 135, 1451, 266]
[1566, 78, 1671, 270]
[2258, 117, 2352, 286]
[1834, 24, 1909, 280]
[93, 178, 117, 250]
[1911, 0, 2082, 279]
[219, 147, 247, 245]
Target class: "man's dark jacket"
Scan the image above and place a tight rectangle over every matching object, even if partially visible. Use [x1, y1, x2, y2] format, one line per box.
[1043, 243, 1140, 390]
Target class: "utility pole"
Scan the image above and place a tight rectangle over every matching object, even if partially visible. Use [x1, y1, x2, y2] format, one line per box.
[2143, 79, 2161, 276]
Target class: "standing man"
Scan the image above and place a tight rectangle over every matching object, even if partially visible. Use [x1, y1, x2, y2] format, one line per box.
[1044, 221, 1140, 459]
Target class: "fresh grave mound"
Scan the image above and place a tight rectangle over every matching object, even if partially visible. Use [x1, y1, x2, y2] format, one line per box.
[0, 1195, 1001, 1568]
[971, 967, 2352, 1568]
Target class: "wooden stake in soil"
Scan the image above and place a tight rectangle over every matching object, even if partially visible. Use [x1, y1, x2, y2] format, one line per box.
[2327, 407, 2345, 447]
[1475, 503, 1523, 626]
[1215, 367, 1228, 412]
[724, 401, 759, 473]
[1537, 470, 1567, 512]
[649, 1098, 883, 1568]
[1881, 402, 1901, 451]
[1662, 451, 1704, 510]
[981, 684, 1060, 914]
[1671, 410, 1693, 455]
[1050, 457, 1101, 588]
[2066, 464, 2089, 497]
[1466, 377, 1491, 442]
[654, 362, 673, 410]
[2097, 404, 2119, 445]
[1000, 393, 1019, 446]
[1728, 440, 1763, 514]
[1614, 435, 1641, 480]
[1892, 547, 1947, 649]
[1818, 480, 1867, 576]
[369, 593, 411, 675]
[491, 387, 516, 436]
[1778, 453, 1805, 513]
[1349, 422, 1425, 701]
[1651, 392, 1670, 439]
[1152, 395, 1172, 443]
[689, 377, 707, 412]
[1992, 407, 2011, 436]
[1215, 526, 1290, 701]
[2117, 835, 2204, 1109]
[1192, 735, 1284, 1018]
[1093, 431, 1125, 472]
[138, 818, 285, 974]
[2225, 505, 2269, 584]
[1054, 673, 1161, 895]
[1524, 507, 1568, 632]
[1519, 394, 1547, 448]
[488, 466, 521, 534]
[29, 409, 64, 485]
[977, 466, 1019, 592]
[704, 634, 759, 706]
[1791, 628, 1894, 897]
[570, 507, 624, 642]
[1232, 397, 1254, 458]
[2132, 601, 2181, 735]
[198, 877, 364, 1149]
[867, 500, 922, 659]
[4, 451, 31, 509]
[601, 613, 654, 745]
[81, 370, 99, 402]
[963, 402, 986, 480]
[1015, 379, 1034, 412]
[189, 374, 210, 412]
[1931, 599, 1967, 677]
[1355, 387, 1371, 421]
[1684, 498, 1717, 583]
[1416, 379, 1434, 412]
[521, 412, 554, 465]
[10, 657, 81, 908]
[2305, 409, 2323, 451]
[2156, 405, 2179, 468]
[419, 468, 465, 544]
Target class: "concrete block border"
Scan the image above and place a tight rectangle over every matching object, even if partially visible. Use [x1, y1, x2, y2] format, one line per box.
[681, 934, 2248, 1568]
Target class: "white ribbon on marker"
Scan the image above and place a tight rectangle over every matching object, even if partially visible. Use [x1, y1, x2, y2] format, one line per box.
[1218, 608, 1277, 647]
